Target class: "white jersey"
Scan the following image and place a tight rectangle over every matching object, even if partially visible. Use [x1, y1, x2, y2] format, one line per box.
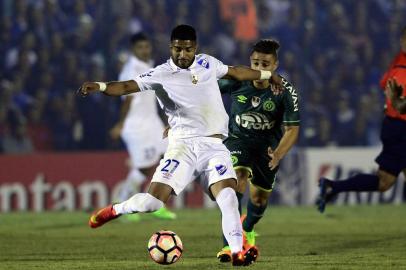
[134, 54, 229, 139]
[119, 55, 164, 134]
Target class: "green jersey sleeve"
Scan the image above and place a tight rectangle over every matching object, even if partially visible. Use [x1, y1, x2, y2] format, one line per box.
[218, 79, 239, 94]
[281, 78, 300, 126]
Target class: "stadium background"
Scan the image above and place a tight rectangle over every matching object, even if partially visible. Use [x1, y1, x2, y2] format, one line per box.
[0, 0, 405, 211]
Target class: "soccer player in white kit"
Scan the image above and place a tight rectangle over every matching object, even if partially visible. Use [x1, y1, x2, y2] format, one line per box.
[79, 25, 276, 266]
[110, 33, 176, 220]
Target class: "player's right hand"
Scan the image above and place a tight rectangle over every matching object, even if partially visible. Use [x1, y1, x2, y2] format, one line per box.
[77, 82, 100, 97]
[270, 74, 284, 95]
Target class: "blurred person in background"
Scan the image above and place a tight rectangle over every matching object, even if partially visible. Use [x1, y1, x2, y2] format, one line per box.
[1, 110, 34, 154]
[317, 26, 406, 213]
[109, 33, 176, 221]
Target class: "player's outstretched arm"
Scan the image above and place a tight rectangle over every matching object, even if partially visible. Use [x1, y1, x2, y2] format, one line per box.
[268, 125, 299, 170]
[78, 80, 140, 97]
[387, 78, 406, 114]
[226, 66, 282, 84]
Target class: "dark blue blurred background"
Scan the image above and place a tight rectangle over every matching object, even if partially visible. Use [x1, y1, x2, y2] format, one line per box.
[0, 0, 404, 153]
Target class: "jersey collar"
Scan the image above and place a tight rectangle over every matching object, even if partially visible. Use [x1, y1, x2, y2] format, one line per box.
[169, 56, 197, 71]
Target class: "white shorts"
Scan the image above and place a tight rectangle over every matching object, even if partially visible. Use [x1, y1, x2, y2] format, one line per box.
[151, 136, 237, 199]
[121, 129, 167, 169]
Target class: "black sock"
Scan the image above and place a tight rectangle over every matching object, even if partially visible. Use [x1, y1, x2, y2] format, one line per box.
[243, 199, 267, 232]
[330, 174, 380, 193]
[222, 192, 243, 247]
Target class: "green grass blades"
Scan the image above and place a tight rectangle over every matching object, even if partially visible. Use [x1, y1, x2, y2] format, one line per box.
[0, 205, 405, 270]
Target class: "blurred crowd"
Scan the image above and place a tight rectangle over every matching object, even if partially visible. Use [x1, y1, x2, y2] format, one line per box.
[0, 0, 405, 153]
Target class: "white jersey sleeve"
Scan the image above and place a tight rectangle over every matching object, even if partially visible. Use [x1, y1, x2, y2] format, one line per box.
[210, 56, 229, 79]
[134, 68, 162, 92]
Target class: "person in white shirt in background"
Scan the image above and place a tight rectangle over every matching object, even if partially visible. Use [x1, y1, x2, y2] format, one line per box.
[80, 24, 280, 266]
[110, 33, 176, 221]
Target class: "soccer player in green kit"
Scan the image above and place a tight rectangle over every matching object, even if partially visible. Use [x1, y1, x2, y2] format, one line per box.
[217, 39, 300, 262]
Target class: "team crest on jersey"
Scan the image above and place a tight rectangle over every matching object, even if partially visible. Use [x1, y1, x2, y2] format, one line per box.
[251, 96, 261, 107]
[263, 99, 276, 111]
[191, 74, 199, 84]
[215, 164, 227, 175]
[197, 58, 210, 69]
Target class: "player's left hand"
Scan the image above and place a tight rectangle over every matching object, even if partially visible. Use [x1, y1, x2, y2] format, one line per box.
[268, 147, 281, 170]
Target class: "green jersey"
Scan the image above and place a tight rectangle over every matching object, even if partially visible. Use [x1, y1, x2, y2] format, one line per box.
[219, 77, 300, 147]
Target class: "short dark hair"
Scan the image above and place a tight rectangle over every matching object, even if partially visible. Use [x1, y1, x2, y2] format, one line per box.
[130, 32, 149, 45]
[252, 39, 280, 59]
[170, 24, 197, 41]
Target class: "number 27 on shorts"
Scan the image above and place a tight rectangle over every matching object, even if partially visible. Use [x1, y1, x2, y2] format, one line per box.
[160, 159, 180, 174]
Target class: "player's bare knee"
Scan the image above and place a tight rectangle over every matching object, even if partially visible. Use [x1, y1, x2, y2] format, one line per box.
[236, 177, 247, 194]
[250, 193, 267, 207]
[147, 182, 173, 203]
[235, 169, 249, 193]
[236, 169, 250, 180]
[210, 178, 237, 198]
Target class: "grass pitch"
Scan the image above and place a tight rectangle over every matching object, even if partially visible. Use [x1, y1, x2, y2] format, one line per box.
[0, 205, 405, 270]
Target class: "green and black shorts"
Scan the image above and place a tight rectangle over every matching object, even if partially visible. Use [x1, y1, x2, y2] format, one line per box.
[224, 137, 278, 191]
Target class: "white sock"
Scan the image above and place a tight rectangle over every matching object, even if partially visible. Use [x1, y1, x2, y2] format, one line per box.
[118, 169, 146, 201]
[113, 193, 164, 215]
[216, 187, 243, 254]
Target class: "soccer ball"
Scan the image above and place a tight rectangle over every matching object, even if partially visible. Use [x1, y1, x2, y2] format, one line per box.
[147, 230, 183, 264]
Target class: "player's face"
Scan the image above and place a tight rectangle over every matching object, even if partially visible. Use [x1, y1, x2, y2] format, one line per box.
[250, 51, 278, 72]
[133, 40, 152, 62]
[250, 51, 278, 84]
[170, 40, 197, 69]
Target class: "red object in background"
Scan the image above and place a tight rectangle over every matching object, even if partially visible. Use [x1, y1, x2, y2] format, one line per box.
[0, 152, 127, 212]
[0, 152, 206, 212]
